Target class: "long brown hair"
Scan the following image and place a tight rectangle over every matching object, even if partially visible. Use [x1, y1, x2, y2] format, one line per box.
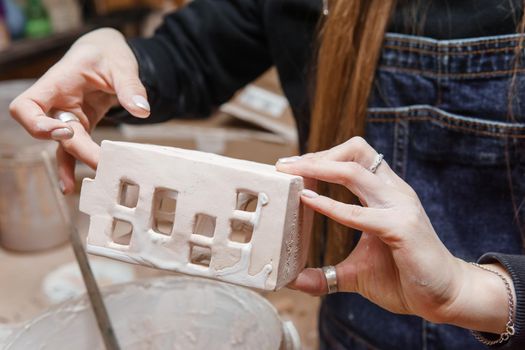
[308, 0, 396, 266]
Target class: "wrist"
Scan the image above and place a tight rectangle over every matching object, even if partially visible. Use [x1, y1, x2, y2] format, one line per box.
[78, 28, 125, 45]
[444, 259, 514, 334]
[70, 28, 128, 60]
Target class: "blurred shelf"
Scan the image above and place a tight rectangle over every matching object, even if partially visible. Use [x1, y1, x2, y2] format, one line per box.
[0, 26, 96, 66]
[0, 8, 150, 77]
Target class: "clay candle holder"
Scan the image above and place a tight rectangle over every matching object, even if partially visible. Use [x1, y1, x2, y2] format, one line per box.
[80, 141, 313, 290]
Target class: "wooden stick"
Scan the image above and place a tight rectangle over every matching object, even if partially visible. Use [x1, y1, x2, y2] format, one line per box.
[41, 151, 121, 350]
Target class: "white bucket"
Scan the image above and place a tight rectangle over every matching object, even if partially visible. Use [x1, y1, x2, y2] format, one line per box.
[1, 276, 300, 349]
[0, 79, 69, 252]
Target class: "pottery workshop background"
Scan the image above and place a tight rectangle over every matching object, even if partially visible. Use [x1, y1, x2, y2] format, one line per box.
[0, 0, 319, 348]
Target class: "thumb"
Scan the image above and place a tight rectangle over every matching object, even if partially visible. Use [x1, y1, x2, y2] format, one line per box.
[112, 69, 150, 119]
[288, 264, 356, 296]
[288, 268, 329, 296]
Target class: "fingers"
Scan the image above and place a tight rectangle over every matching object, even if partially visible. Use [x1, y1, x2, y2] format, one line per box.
[300, 190, 390, 234]
[60, 121, 100, 169]
[288, 264, 356, 296]
[288, 268, 328, 296]
[9, 98, 73, 141]
[12, 91, 100, 172]
[324, 138, 396, 187]
[278, 136, 415, 198]
[280, 158, 394, 206]
[318, 136, 375, 164]
[111, 67, 150, 119]
[56, 145, 76, 194]
[296, 137, 379, 170]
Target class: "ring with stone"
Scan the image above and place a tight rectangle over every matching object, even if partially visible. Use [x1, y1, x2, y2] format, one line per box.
[368, 153, 384, 174]
[322, 265, 338, 294]
[54, 111, 80, 124]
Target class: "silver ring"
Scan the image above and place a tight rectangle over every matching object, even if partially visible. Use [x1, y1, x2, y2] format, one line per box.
[322, 265, 338, 294]
[368, 153, 384, 174]
[54, 111, 80, 123]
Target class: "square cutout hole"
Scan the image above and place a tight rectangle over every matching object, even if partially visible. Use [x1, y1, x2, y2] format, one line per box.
[193, 214, 216, 238]
[235, 191, 258, 212]
[151, 188, 178, 236]
[112, 218, 133, 245]
[189, 243, 211, 267]
[118, 180, 139, 208]
[229, 219, 254, 244]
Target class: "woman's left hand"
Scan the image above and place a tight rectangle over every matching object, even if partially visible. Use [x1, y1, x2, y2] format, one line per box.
[276, 137, 512, 334]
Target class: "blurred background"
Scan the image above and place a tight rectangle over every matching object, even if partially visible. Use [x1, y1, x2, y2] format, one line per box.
[0, 0, 184, 79]
[0, 0, 319, 348]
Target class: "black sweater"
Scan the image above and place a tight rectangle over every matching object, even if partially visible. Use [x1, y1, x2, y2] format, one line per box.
[126, 0, 525, 348]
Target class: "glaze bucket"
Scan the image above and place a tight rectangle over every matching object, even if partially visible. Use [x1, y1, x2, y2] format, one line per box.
[0, 80, 69, 251]
[1, 276, 301, 349]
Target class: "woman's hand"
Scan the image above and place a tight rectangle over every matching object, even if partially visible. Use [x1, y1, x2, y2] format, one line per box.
[9, 28, 150, 194]
[277, 137, 513, 334]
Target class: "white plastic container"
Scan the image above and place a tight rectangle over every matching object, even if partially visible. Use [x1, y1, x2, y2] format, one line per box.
[1, 276, 301, 349]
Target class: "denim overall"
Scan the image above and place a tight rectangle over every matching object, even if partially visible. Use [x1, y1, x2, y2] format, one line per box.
[319, 33, 525, 349]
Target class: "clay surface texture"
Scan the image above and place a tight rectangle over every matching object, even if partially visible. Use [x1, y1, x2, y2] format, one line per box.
[79, 141, 312, 290]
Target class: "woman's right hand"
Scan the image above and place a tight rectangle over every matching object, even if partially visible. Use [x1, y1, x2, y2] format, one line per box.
[277, 137, 514, 335]
[9, 28, 150, 194]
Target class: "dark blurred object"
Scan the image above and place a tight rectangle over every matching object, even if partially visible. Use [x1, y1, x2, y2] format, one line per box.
[140, 0, 175, 36]
[93, 0, 138, 15]
[0, 0, 11, 49]
[4, 0, 25, 39]
[94, 0, 183, 16]
[24, 0, 52, 38]
[0, 7, 149, 80]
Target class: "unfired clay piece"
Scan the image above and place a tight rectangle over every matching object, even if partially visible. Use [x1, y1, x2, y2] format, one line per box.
[79, 141, 312, 290]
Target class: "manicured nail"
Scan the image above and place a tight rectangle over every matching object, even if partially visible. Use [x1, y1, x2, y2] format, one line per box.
[58, 180, 66, 194]
[50, 127, 74, 140]
[278, 156, 302, 164]
[301, 189, 319, 198]
[132, 95, 150, 112]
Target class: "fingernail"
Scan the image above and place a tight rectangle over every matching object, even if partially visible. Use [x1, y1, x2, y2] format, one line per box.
[58, 180, 66, 194]
[50, 127, 74, 140]
[132, 95, 150, 112]
[277, 156, 302, 164]
[301, 189, 319, 198]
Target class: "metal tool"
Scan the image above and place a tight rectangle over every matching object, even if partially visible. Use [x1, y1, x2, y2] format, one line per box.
[41, 151, 121, 350]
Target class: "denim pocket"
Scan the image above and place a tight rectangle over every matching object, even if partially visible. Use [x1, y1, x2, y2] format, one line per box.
[368, 105, 525, 166]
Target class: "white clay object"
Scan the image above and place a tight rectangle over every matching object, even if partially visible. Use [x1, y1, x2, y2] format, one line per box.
[79, 141, 313, 290]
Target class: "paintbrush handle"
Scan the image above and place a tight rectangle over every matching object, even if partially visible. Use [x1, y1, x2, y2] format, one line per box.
[41, 151, 121, 350]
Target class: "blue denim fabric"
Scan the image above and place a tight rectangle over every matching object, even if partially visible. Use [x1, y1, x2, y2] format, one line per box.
[319, 33, 525, 350]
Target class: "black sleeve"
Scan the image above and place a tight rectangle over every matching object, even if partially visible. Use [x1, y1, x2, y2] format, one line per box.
[121, 0, 272, 124]
[477, 253, 525, 349]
